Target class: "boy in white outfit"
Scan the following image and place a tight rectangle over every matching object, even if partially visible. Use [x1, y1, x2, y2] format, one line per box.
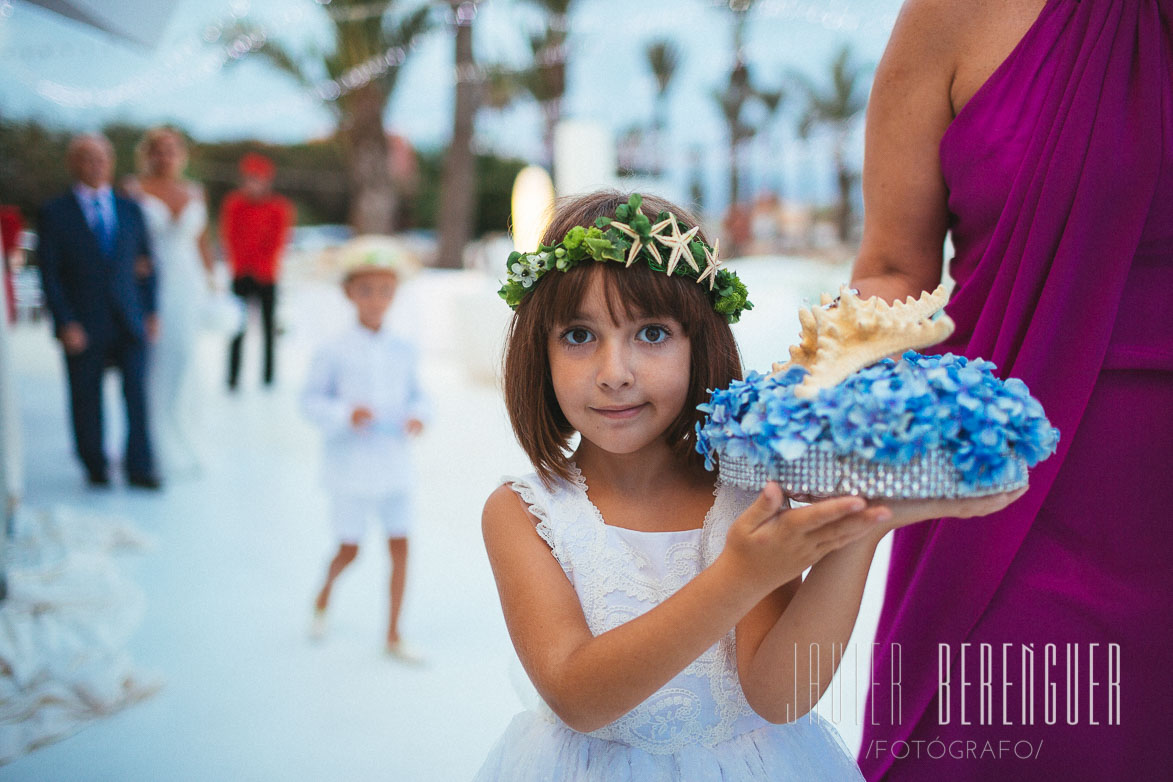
[302, 240, 426, 662]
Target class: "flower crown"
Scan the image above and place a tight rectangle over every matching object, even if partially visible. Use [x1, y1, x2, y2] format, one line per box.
[498, 194, 753, 323]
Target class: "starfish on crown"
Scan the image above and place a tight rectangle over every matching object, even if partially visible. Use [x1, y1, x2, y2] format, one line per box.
[498, 194, 752, 323]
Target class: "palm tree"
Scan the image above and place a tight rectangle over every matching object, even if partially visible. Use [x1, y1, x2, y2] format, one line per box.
[715, 1, 783, 209]
[645, 39, 680, 175]
[715, 60, 783, 210]
[480, 0, 573, 167]
[435, 1, 482, 269]
[225, 1, 432, 234]
[793, 44, 871, 243]
[646, 40, 680, 130]
[525, 0, 572, 166]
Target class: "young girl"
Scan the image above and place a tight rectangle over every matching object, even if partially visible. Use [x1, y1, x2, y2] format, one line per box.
[476, 192, 1024, 780]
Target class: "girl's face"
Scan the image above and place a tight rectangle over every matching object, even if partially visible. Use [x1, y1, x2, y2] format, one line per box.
[548, 273, 691, 458]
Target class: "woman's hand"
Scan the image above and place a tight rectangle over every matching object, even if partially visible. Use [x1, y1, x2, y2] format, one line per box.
[720, 483, 891, 595]
[870, 485, 1029, 537]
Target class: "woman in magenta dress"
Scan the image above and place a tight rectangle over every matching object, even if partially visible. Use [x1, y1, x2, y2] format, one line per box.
[850, 1, 1172, 779]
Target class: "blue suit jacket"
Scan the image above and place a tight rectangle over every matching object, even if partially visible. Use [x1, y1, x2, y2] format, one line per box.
[37, 189, 157, 342]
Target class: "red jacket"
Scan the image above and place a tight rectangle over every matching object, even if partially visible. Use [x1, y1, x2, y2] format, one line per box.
[1, 205, 22, 323]
[219, 191, 294, 284]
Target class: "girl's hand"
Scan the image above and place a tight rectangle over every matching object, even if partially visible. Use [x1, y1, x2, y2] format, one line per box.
[871, 486, 1029, 535]
[721, 483, 890, 594]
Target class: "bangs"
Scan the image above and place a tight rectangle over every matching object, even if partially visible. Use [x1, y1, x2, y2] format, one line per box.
[532, 262, 712, 335]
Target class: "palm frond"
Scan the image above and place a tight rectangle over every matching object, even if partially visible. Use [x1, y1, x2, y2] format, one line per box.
[790, 43, 871, 133]
[222, 22, 314, 91]
[645, 39, 680, 95]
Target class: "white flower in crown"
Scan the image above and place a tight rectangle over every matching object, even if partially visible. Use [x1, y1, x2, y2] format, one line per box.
[509, 261, 539, 288]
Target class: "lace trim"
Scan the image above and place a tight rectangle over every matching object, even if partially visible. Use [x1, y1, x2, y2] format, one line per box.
[568, 460, 723, 535]
[504, 475, 572, 577]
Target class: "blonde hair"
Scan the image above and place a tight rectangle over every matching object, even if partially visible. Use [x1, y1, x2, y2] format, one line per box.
[135, 126, 188, 176]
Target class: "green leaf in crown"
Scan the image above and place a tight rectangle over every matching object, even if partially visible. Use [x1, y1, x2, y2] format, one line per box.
[498, 193, 752, 324]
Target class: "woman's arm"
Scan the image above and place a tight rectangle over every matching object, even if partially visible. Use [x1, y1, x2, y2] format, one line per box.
[198, 227, 214, 279]
[483, 482, 882, 733]
[850, 0, 960, 303]
[195, 185, 215, 277]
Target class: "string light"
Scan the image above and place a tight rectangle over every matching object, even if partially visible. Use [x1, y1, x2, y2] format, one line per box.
[4, 0, 898, 110]
[28, 26, 267, 109]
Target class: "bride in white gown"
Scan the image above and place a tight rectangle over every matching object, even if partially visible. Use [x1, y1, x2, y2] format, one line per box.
[130, 127, 215, 478]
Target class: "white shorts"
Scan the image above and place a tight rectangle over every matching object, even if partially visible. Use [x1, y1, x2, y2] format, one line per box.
[330, 491, 415, 544]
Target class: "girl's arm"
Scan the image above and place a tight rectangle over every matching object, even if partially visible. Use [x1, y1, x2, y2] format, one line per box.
[736, 488, 1027, 723]
[483, 482, 884, 733]
[849, 0, 959, 304]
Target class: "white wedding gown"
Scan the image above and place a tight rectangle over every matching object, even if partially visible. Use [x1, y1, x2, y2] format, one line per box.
[139, 191, 207, 477]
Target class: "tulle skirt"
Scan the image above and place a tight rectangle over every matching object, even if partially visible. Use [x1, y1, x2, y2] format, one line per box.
[473, 710, 864, 781]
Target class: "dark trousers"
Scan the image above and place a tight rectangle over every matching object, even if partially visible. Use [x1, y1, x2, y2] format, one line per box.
[65, 329, 154, 479]
[227, 276, 276, 388]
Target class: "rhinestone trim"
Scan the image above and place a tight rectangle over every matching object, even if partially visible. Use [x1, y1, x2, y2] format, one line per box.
[718, 448, 1028, 499]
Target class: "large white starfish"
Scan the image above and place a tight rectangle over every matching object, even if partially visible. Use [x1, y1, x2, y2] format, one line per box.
[696, 238, 722, 290]
[608, 221, 646, 267]
[653, 213, 701, 275]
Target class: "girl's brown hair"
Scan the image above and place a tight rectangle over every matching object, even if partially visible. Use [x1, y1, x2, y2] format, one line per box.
[502, 190, 742, 487]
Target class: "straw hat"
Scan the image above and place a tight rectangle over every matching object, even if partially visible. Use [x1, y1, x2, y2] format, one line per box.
[337, 235, 421, 282]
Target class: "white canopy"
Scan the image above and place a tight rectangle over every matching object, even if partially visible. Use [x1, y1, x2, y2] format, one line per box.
[22, 0, 179, 49]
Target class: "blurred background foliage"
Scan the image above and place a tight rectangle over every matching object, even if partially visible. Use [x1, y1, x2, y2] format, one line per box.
[0, 117, 525, 238]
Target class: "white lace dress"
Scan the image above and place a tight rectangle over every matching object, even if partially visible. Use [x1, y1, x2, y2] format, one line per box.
[474, 467, 864, 781]
[138, 191, 208, 476]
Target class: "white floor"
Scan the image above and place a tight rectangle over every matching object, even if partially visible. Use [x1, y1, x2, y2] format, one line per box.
[2, 257, 893, 781]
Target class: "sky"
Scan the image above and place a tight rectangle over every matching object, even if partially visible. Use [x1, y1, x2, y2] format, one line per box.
[0, 0, 905, 206]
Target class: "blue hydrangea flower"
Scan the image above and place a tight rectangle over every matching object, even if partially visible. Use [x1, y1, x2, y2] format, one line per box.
[695, 351, 1060, 491]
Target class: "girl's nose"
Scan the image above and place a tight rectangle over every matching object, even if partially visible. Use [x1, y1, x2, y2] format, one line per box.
[596, 340, 634, 390]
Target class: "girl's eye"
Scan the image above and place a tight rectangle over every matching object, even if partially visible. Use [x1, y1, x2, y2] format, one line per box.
[563, 327, 594, 345]
[637, 325, 670, 344]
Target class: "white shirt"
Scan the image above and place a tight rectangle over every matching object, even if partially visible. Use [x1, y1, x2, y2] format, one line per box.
[301, 323, 429, 496]
[72, 183, 116, 236]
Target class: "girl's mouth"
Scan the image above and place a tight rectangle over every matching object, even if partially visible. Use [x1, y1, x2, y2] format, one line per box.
[592, 404, 647, 420]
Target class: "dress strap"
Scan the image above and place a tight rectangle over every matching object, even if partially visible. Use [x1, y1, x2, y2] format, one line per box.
[502, 473, 555, 546]
[501, 472, 580, 577]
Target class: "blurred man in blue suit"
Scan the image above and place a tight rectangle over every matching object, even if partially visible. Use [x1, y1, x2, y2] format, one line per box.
[38, 133, 161, 489]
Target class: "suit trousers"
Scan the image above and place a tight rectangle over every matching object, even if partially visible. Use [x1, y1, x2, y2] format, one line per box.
[64, 327, 154, 479]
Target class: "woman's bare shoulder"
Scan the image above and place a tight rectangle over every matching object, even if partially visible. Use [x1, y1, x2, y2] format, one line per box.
[948, 0, 1050, 112]
[889, 0, 973, 52]
[882, 0, 1048, 113]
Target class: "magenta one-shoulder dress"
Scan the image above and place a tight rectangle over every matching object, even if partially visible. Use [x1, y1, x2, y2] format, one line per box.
[860, 1, 1172, 780]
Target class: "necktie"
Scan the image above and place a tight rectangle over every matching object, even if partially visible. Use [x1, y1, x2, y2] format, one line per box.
[92, 196, 114, 256]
